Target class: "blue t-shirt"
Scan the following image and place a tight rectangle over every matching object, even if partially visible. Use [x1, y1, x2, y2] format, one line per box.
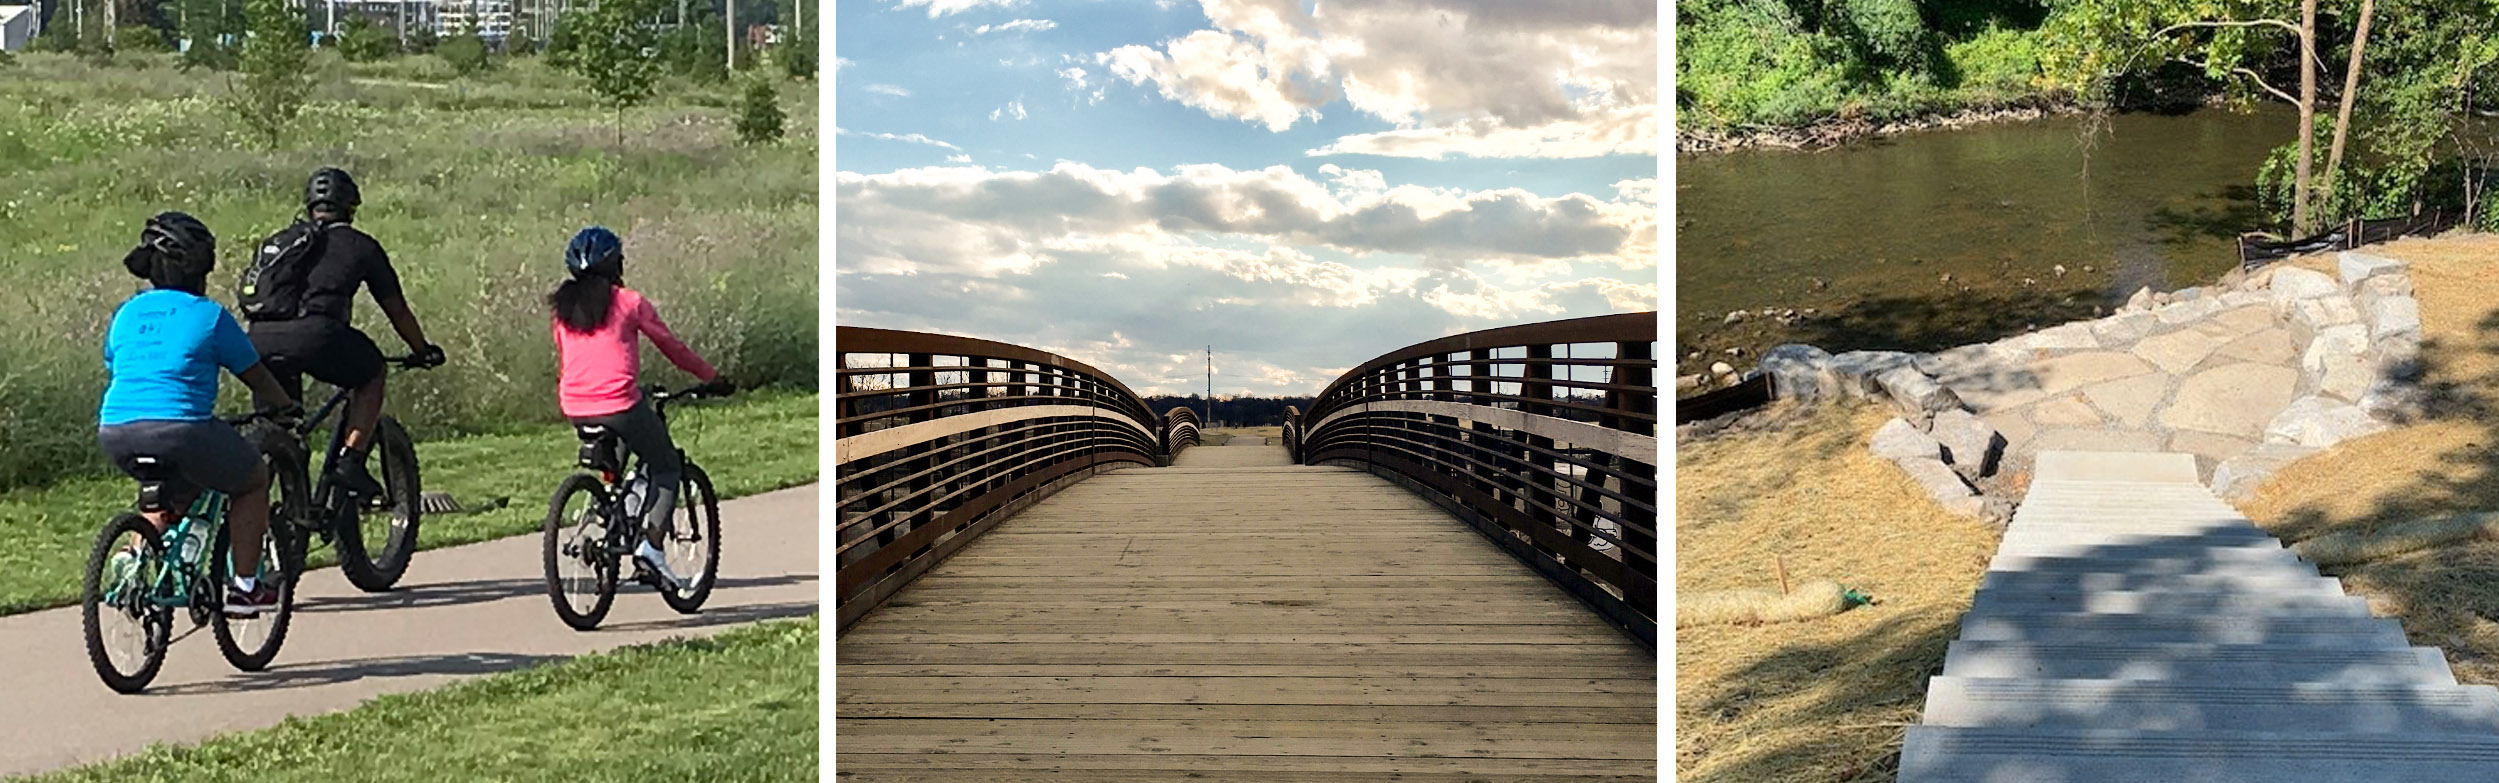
[99, 289, 260, 426]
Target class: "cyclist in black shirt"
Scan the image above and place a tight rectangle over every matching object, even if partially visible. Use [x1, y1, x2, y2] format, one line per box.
[247, 168, 445, 496]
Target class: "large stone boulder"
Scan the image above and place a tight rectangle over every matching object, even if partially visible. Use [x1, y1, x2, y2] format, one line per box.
[1875, 366, 1963, 422]
[1928, 408, 2005, 480]
[1895, 455, 1979, 509]
[1828, 350, 1916, 399]
[2090, 311, 2160, 345]
[2210, 443, 2322, 501]
[2367, 295, 2423, 341]
[2300, 323, 2370, 373]
[1761, 344, 1836, 402]
[1870, 417, 1944, 462]
[2269, 266, 2342, 309]
[2264, 396, 2390, 448]
[2338, 250, 2405, 286]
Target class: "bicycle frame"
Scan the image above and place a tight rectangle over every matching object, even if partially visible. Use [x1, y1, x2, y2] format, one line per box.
[132, 491, 231, 609]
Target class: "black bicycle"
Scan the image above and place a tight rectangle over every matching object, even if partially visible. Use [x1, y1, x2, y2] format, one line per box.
[81, 410, 310, 694]
[542, 385, 726, 630]
[286, 354, 429, 592]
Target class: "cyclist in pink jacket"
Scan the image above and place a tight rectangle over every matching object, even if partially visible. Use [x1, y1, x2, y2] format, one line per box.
[547, 227, 731, 587]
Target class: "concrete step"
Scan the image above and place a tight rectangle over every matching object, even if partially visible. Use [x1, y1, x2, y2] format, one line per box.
[1940, 642, 2454, 684]
[1923, 678, 2499, 733]
[1990, 544, 2303, 564]
[2009, 513, 2255, 527]
[1980, 571, 2344, 595]
[1986, 554, 2317, 577]
[1963, 589, 2370, 617]
[1996, 530, 2281, 550]
[1900, 727, 2499, 782]
[1992, 538, 2292, 560]
[2031, 451, 2202, 483]
[1956, 613, 2408, 647]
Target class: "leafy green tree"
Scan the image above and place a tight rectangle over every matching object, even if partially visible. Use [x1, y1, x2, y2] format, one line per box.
[230, 0, 310, 148]
[778, 0, 812, 80]
[336, 14, 397, 61]
[734, 73, 782, 143]
[175, 0, 245, 70]
[543, 10, 580, 69]
[561, 0, 662, 144]
[438, 17, 490, 75]
[504, 26, 535, 56]
[404, 24, 436, 54]
[115, 24, 172, 51]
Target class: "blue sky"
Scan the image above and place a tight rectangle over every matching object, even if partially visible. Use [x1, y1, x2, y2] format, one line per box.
[833, 0, 1657, 395]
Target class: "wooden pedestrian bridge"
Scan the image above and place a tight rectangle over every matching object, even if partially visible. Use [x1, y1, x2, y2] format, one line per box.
[833, 313, 1658, 781]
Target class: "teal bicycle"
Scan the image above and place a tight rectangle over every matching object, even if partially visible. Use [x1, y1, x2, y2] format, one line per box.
[80, 412, 311, 694]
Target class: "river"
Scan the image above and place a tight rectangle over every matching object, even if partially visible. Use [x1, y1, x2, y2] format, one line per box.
[1675, 107, 2297, 381]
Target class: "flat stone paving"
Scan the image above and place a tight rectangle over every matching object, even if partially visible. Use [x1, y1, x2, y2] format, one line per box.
[1929, 300, 2302, 481]
[1900, 451, 2499, 782]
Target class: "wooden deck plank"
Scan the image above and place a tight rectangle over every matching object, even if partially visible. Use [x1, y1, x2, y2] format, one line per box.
[836, 443, 1655, 780]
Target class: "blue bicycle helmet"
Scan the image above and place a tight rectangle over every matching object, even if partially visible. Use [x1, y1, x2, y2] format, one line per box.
[564, 226, 623, 278]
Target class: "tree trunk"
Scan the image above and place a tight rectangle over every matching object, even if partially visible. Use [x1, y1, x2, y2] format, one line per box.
[2322, 0, 2374, 216]
[2295, 0, 2318, 234]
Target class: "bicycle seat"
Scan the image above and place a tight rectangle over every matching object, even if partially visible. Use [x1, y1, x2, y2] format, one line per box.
[127, 455, 173, 512]
[573, 424, 625, 472]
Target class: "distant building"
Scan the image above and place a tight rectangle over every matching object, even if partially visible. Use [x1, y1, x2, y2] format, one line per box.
[0, 5, 34, 53]
[435, 0, 511, 40]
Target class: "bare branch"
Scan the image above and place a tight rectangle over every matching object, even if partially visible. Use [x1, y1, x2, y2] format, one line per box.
[2172, 56, 2302, 105]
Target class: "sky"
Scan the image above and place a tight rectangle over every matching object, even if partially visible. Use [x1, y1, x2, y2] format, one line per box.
[832, 0, 1658, 397]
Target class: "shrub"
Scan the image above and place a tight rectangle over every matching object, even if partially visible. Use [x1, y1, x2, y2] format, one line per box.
[231, 0, 311, 147]
[734, 75, 782, 144]
[115, 24, 173, 52]
[339, 15, 401, 62]
[439, 28, 491, 75]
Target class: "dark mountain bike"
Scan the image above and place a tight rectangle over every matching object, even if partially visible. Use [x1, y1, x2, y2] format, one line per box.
[81, 411, 310, 694]
[542, 385, 726, 630]
[287, 355, 429, 592]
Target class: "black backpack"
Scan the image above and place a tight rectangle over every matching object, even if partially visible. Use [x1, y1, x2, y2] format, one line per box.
[238, 220, 342, 322]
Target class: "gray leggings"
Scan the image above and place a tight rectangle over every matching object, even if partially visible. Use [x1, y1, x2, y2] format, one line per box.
[572, 400, 681, 546]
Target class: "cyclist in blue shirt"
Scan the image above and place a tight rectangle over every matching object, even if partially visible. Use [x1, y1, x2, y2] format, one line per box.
[99, 212, 300, 616]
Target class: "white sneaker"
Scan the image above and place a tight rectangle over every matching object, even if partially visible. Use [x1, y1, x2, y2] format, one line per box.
[633, 540, 683, 591]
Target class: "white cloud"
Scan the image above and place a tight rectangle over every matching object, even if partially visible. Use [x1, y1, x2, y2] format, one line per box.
[947, 153, 973, 163]
[990, 99, 1028, 121]
[973, 18, 1055, 34]
[834, 57, 855, 70]
[1057, 66, 1088, 89]
[864, 83, 911, 97]
[891, 0, 1021, 18]
[835, 127, 962, 151]
[1097, 0, 1656, 159]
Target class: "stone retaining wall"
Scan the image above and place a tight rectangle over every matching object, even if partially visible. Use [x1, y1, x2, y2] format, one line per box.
[1718, 249, 2430, 523]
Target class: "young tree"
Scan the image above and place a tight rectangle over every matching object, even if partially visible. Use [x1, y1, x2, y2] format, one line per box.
[230, 0, 310, 148]
[337, 13, 397, 62]
[438, 15, 489, 75]
[734, 73, 781, 144]
[561, 0, 661, 145]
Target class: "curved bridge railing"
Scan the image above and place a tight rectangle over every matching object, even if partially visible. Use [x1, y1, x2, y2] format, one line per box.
[1163, 407, 1202, 461]
[834, 327, 1169, 631]
[1295, 312, 1660, 645]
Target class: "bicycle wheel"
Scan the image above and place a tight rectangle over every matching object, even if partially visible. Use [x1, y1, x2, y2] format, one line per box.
[543, 473, 618, 630]
[82, 513, 170, 694]
[658, 460, 721, 614]
[337, 416, 421, 592]
[214, 458, 308, 672]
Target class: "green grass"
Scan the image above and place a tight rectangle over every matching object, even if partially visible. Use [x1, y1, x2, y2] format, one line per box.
[0, 51, 817, 490]
[17, 616, 818, 783]
[0, 391, 818, 616]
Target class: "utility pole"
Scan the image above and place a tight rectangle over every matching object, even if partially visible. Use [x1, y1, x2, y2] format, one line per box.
[723, 0, 732, 71]
[1204, 346, 1212, 430]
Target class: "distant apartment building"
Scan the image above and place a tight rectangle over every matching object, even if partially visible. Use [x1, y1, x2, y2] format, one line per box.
[0, 5, 33, 52]
[433, 0, 510, 40]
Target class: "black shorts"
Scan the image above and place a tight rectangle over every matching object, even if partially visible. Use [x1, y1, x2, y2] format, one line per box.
[98, 419, 262, 498]
[248, 317, 384, 399]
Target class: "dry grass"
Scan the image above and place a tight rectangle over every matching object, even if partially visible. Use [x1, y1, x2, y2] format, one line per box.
[1678, 580, 1851, 628]
[2241, 233, 2499, 686]
[1676, 402, 2000, 783]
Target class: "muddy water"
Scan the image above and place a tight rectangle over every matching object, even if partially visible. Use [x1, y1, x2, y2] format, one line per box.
[1675, 107, 2295, 380]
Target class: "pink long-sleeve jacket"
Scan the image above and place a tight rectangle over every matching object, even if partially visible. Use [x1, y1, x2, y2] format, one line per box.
[553, 286, 719, 418]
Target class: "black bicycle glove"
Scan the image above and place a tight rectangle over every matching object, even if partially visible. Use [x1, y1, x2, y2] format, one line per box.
[411, 343, 447, 368]
[694, 377, 736, 397]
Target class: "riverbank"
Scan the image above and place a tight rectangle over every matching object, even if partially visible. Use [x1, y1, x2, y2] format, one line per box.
[1677, 98, 2084, 154]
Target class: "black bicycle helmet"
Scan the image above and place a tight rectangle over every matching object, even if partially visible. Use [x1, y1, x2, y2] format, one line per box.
[304, 167, 361, 213]
[123, 211, 217, 280]
[565, 226, 624, 278]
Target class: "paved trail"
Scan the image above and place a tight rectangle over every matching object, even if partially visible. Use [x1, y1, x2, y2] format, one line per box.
[0, 483, 818, 778]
